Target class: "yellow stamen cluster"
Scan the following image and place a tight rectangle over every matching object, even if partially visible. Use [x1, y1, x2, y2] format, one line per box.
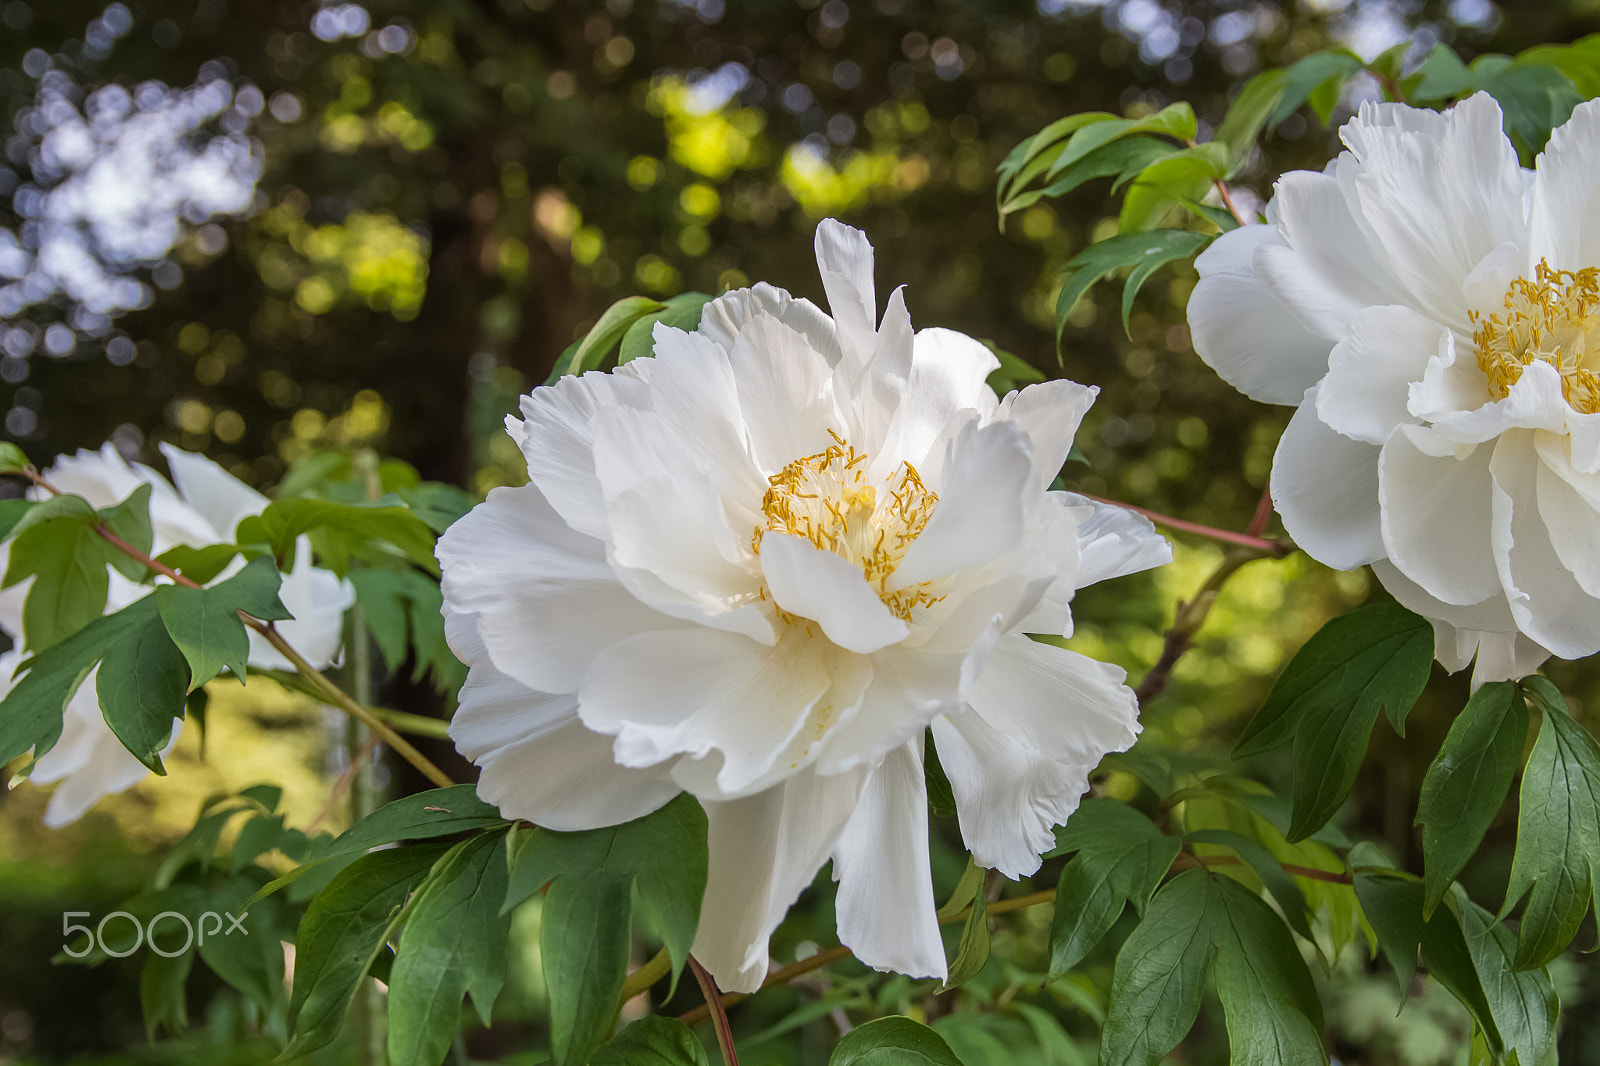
[752, 430, 944, 626]
[1472, 260, 1600, 414]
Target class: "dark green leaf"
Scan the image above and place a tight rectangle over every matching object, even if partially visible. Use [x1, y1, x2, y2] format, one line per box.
[1208, 875, 1325, 1066]
[388, 830, 513, 1066]
[1187, 828, 1314, 942]
[1098, 870, 1214, 1066]
[285, 843, 450, 1058]
[1003, 137, 1179, 217]
[830, 1016, 965, 1066]
[1053, 229, 1211, 343]
[1235, 602, 1433, 841]
[1417, 681, 1527, 916]
[1047, 799, 1180, 975]
[96, 611, 190, 773]
[307, 784, 507, 861]
[923, 732, 957, 818]
[1504, 677, 1600, 970]
[4, 491, 97, 540]
[618, 291, 714, 365]
[1478, 60, 1583, 156]
[157, 558, 290, 688]
[397, 481, 479, 534]
[1268, 51, 1365, 128]
[98, 484, 155, 581]
[139, 948, 192, 1042]
[1459, 898, 1559, 1066]
[593, 1017, 711, 1066]
[1216, 70, 1286, 158]
[935, 858, 984, 921]
[236, 497, 438, 577]
[996, 112, 1119, 205]
[1409, 44, 1477, 102]
[941, 889, 989, 991]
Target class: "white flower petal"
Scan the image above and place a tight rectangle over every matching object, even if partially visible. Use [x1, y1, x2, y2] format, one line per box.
[1407, 327, 1491, 422]
[891, 420, 1032, 589]
[1489, 432, 1600, 659]
[725, 312, 845, 474]
[640, 324, 766, 502]
[1530, 97, 1600, 268]
[1187, 222, 1332, 405]
[873, 328, 1001, 476]
[699, 281, 841, 367]
[831, 741, 945, 981]
[814, 218, 878, 373]
[516, 369, 652, 540]
[1315, 305, 1441, 444]
[994, 378, 1098, 497]
[692, 765, 870, 993]
[760, 533, 909, 654]
[932, 635, 1138, 878]
[1426, 359, 1570, 443]
[438, 482, 680, 693]
[1062, 494, 1173, 589]
[1270, 391, 1385, 570]
[1338, 93, 1528, 330]
[1469, 630, 1553, 687]
[1370, 557, 1517, 637]
[579, 628, 831, 794]
[1378, 424, 1500, 607]
[247, 539, 353, 671]
[1534, 444, 1600, 600]
[49, 444, 215, 549]
[158, 442, 269, 540]
[814, 646, 966, 774]
[1256, 168, 1404, 342]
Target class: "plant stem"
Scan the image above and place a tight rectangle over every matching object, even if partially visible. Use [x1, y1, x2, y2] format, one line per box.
[1134, 546, 1261, 706]
[689, 956, 741, 1066]
[1077, 493, 1291, 556]
[24, 467, 456, 789]
[1245, 486, 1274, 538]
[348, 605, 388, 1066]
[618, 947, 672, 1005]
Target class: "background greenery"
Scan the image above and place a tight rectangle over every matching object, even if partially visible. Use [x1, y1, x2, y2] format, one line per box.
[2, 0, 1598, 1063]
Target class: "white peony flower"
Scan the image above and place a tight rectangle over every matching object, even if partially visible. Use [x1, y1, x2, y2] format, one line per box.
[439, 219, 1172, 992]
[0, 443, 355, 826]
[1188, 94, 1600, 685]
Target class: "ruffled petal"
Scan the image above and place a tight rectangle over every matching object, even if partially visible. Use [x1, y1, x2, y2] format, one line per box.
[1378, 425, 1500, 607]
[814, 645, 969, 774]
[438, 482, 680, 693]
[1062, 494, 1173, 589]
[1534, 441, 1600, 600]
[579, 628, 831, 795]
[1489, 432, 1600, 659]
[1315, 305, 1442, 444]
[692, 765, 870, 993]
[1530, 97, 1600, 269]
[159, 442, 270, 541]
[993, 378, 1098, 497]
[698, 281, 842, 367]
[814, 218, 878, 375]
[831, 740, 945, 981]
[1270, 391, 1385, 570]
[1187, 222, 1332, 405]
[759, 533, 908, 654]
[891, 420, 1032, 589]
[873, 328, 1000, 477]
[724, 312, 846, 474]
[1425, 359, 1569, 444]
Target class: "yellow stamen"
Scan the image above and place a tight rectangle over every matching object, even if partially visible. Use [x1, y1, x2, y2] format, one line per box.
[1472, 260, 1600, 414]
[751, 434, 945, 627]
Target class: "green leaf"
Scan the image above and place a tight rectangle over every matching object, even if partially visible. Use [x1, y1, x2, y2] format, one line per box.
[1045, 104, 1195, 183]
[618, 291, 714, 365]
[1186, 828, 1314, 943]
[96, 611, 191, 773]
[1002, 137, 1179, 217]
[505, 795, 708, 1066]
[1518, 35, 1600, 98]
[593, 1017, 711, 1066]
[157, 557, 290, 688]
[1046, 799, 1180, 975]
[942, 889, 989, 991]
[996, 112, 1120, 206]
[1209, 875, 1326, 1066]
[0, 441, 30, 474]
[397, 481, 478, 534]
[5, 507, 112, 651]
[1215, 70, 1286, 158]
[236, 497, 438, 577]
[1416, 680, 1528, 916]
[1459, 898, 1559, 1066]
[139, 948, 192, 1041]
[1504, 676, 1600, 970]
[347, 567, 456, 689]
[156, 543, 245, 584]
[830, 1016, 965, 1066]
[307, 784, 508, 861]
[1054, 229, 1211, 343]
[923, 732, 957, 818]
[1410, 44, 1477, 102]
[565, 295, 668, 377]
[1268, 51, 1365, 128]
[1117, 143, 1231, 236]
[1478, 60, 1583, 156]
[98, 483, 155, 581]
[935, 857, 984, 921]
[1235, 602, 1433, 841]
[388, 830, 513, 1066]
[285, 843, 450, 1058]
[1097, 870, 1213, 1066]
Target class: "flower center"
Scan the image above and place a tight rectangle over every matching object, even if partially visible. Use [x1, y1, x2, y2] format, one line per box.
[751, 430, 944, 624]
[1472, 260, 1600, 414]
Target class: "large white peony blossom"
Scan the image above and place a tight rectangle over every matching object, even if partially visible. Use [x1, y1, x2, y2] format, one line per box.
[1189, 94, 1600, 685]
[439, 219, 1172, 992]
[0, 443, 354, 826]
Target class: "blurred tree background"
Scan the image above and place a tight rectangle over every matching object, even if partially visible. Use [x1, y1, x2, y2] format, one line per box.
[1, 0, 1598, 1063]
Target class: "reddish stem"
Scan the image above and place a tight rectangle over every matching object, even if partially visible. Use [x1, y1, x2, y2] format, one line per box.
[689, 956, 741, 1066]
[1079, 493, 1291, 556]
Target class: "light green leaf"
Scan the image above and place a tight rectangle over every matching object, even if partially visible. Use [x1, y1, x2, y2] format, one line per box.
[285, 843, 450, 1058]
[618, 291, 714, 365]
[1001, 137, 1179, 217]
[6, 515, 111, 651]
[1268, 51, 1365, 128]
[0, 441, 30, 474]
[1215, 70, 1286, 158]
[236, 497, 438, 577]
[996, 112, 1119, 206]
[935, 856, 984, 921]
[388, 830, 513, 1066]
[397, 481, 478, 534]
[1053, 229, 1211, 343]
[1410, 44, 1477, 101]
[565, 295, 668, 376]
[96, 610, 191, 773]
[831, 1016, 965, 1066]
[593, 1017, 711, 1066]
[1504, 676, 1600, 970]
[1416, 680, 1527, 916]
[1116, 143, 1231, 236]
[1234, 602, 1433, 841]
[4, 491, 97, 540]
[306, 784, 507, 861]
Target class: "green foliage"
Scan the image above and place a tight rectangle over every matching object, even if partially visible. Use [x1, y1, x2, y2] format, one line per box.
[619, 292, 715, 365]
[387, 830, 514, 1066]
[1504, 677, 1600, 971]
[235, 496, 438, 577]
[830, 1016, 964, 1065]
[156, 557, 292, 690]
[96, 607, 190, 774]
[553, 294, 668, 381]
[1416, 681, 1528, 916]
[1045, 799, 1180, 976]
[593, 1017, 711, 1066]
[503, 795, 708, 1066]
[1236, 602, 1434, 841]
[1052, 229, 1212, 343]
[1099, 869, 1324, 1066]
[308, 785, 508, 861]
[348, 567, 463, 692]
